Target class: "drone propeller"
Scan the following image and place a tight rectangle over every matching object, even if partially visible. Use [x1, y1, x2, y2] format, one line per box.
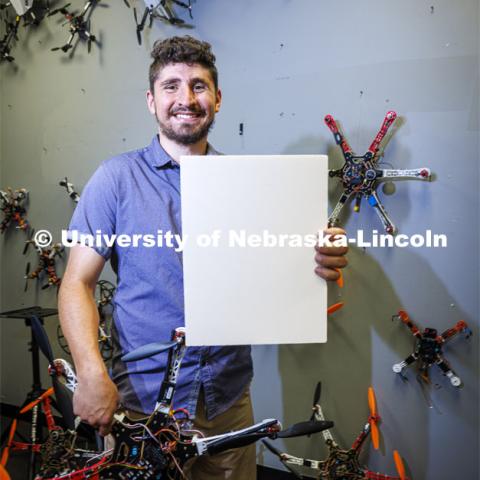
[335, 268, 344, 288]
[123, 0, 131, 7]
[30, 316, 76, 430]
[262, 440, 303, 479]
[23, 262, 31, 291]
[309, 381, 321, 422]
[48, 3, 71, 16]
[22, 228, 35, 255]
[327, 302, 344, 315]
[121, 339, 178, 362]
[367, 386, 380, 450]
[393, 449, 406, 480]
[277, 420, 333, 439]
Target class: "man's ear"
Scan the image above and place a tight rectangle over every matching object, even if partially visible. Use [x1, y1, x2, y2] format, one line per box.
[215, 88, 222, 113]
[146, 90, 156, 115]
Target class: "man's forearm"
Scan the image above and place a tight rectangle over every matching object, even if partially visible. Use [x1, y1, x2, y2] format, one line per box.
[58, 279, 107, 378]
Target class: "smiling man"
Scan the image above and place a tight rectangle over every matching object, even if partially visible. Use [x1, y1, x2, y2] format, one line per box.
[58, 36, 347, 479]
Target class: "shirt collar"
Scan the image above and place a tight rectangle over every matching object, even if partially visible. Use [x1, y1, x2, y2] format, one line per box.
[147, 135, 220, 168]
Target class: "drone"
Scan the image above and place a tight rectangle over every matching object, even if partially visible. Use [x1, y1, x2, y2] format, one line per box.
[49, 0, 98, 54]
[264, 383, 409, 480]
[24, 320, 332, 479]
[0, 13, 20, 62]
[325, 111, 431, 234]
[23, 229, 64, 291]
[132, 0, 194, 45]
[59, 176, 80, 203]
[57, 279, 115, 361]
[0, 187, 29, 232]
[392, 310, 472, 396]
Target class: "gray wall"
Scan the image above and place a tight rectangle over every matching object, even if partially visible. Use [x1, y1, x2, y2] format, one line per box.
[1, 1, 478, 479]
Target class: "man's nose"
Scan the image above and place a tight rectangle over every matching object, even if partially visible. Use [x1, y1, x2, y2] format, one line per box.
[177, 86, 196, 106]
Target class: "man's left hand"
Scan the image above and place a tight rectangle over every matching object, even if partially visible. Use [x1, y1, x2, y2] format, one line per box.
[314, 227, 348, 282]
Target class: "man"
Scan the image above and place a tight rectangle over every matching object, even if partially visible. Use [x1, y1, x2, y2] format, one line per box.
[58, 35, 348, 479]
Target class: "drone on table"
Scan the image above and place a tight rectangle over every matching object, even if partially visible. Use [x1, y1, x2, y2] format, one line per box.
[57, 279, 115, 361]
[132, 0, 194, 45]
[0, 13, 20, 62]
[325, 111, 431, 234]
[23, 229, 64, 291]
[264, 383, 408, 480]
[59, 176, 81, 203]
[0, 187, 29, 233]
[49, 0, 98, 54]
[392, 310, 472, 404]
[23, 320, 332, 480]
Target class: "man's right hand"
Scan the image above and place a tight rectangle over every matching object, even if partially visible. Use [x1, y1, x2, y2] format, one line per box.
[73, 371, 119, 436]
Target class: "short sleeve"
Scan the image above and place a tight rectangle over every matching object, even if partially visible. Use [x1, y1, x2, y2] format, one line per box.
[68, 163, 117, 260]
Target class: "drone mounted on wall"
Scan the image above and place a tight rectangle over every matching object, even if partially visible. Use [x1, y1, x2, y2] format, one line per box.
[131, 0, 194, 45]
[59, 176, 81, 203]
[392, 310, 472, 406]
[0, 13, 20, 62]
[325, 111, 431, 234]
[0, 187, 29, 232]
[23, 229, 64, 291]
[264, 382, 409, 480]
[49, 0, 99, 54]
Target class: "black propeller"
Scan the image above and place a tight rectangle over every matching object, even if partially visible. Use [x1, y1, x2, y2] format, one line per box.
[121, 340, 178, 362]
[23, 228, 35, 255]
[310, 381, 321, 422]
[30, 316, 76, 430]
[24, 262, 31, 291]
[277, 420, 333, 439]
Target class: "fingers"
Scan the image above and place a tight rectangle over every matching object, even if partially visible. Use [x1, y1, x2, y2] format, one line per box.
[314, 252, 348, 269]
[315, 266, 342, 282]
[314, 227, 348, 281]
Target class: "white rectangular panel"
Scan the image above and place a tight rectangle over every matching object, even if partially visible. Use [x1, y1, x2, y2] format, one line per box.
[180, 155, 328, 346]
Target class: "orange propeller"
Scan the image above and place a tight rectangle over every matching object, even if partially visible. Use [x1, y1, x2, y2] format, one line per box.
[19, 388, 54, 415]
[367, 386, 380, 450]
[327, 302, 344, 315]
[0, 420, 17, 467]
[0, 464, 11, 480]
[335, 268, 344, 288]
[393, 450, 406, 480]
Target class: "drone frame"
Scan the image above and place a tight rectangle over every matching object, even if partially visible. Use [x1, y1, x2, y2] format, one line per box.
[326, 111, 431, 234]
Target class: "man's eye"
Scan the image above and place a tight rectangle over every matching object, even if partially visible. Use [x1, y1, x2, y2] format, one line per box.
[164, 84, 177, 91]
[193, 84, 206, 92]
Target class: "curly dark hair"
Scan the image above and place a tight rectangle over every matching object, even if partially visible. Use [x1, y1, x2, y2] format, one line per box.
[149, 36, 218, 93]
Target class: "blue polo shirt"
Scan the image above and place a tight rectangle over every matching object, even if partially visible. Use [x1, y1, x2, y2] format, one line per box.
[69, 135, 253, 419]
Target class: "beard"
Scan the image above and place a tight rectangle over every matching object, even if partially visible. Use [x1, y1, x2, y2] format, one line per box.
[157, 108, 215, 146]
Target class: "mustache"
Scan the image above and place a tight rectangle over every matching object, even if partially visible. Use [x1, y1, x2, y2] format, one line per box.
[170, 107, 205, 115]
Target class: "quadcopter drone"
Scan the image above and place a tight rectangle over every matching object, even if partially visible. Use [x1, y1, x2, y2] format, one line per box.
[21, 320, 332, 479]
[325, 111, 431, 234]
[0, 13, 20, 62]
[23, 229, 64, 291]
[0, 187, 29, 232]
[49, 0, 98, 54]
[59, 176, 81, 203]
[264, 383, 409, 480]
[132, 0, 194, 45]
[392, 310, 472, 394]
[57, 279, 115, 361]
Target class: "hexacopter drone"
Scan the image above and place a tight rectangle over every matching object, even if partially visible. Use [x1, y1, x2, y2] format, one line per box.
[325, 111, 431, 234]
[24, 321, 332, 480]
